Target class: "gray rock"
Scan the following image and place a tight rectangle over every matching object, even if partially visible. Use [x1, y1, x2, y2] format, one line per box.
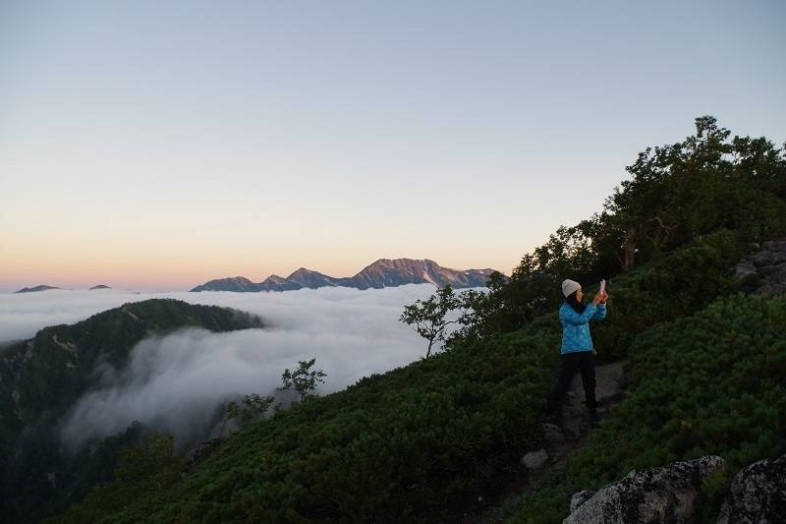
[735, 239, 786, 295]
[563, 455, 725, 524]
[770, 264, 786, 285]
[569, 490, 595, 513]
[717, 455, 786, 524]
[734, 260, 757, 280]
[521, 449, 549, 470]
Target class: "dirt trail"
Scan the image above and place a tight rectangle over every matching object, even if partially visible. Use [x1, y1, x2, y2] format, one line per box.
[464, 360, 627, 523]
[557, 359, 626, 440]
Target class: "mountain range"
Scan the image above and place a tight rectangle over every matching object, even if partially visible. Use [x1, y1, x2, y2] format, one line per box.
[190, 258, 500, 292]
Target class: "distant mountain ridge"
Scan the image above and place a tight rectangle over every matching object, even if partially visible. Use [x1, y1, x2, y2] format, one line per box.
[13, 285, 112, 293]
[14, 285, 61, 294]
[191, 258, 500, 292]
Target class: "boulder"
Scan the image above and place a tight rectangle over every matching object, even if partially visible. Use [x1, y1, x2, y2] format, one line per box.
[717, 455, 786, 524]
[735, 239, 786, 295]
[563, 455, 725, 524]
[521, 449, 549, 470]
[569, 490, 595, 513]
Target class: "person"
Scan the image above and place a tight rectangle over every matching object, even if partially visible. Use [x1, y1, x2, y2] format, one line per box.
[546, 279, 608, 428]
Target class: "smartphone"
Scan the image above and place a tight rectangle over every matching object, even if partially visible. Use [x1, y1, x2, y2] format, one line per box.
[599, 279, 606, 294]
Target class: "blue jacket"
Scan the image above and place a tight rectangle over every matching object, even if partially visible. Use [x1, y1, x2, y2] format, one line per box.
[559, 302, 607, 354]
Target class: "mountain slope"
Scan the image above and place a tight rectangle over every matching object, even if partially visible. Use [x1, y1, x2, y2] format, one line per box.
[190, 258, 498, 292]
[189, 276, 260, 292]
[71, 324, 561, 524]
[341, 258, 494, 289]
[46, 233, 768, 523]
[258, 274, 302, 291]
[286, 267, 340, 288]
[0, 299, 266, 523]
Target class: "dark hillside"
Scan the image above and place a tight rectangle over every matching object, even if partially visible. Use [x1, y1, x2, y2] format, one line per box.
[1, 299, 264, 426]
[61, 325, 560, 523]
[0, 299, 265, 523]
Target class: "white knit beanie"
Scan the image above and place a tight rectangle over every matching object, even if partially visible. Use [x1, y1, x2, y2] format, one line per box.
[561, 279, 581, 298]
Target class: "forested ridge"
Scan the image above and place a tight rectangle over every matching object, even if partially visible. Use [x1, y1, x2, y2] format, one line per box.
[22, 117, 786, 522]
[0, 300, 265, 523]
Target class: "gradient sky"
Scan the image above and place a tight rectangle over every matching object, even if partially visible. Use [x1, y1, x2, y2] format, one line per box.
[2, 1, 785, 291]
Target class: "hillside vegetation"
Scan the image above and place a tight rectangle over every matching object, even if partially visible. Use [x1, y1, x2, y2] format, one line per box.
[41, 117, 786, 522]
[501, 292, 786, 523]
[0, 299, 265, 523]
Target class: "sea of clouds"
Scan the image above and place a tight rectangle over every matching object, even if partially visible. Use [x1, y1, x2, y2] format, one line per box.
[0, 285, 450, 446]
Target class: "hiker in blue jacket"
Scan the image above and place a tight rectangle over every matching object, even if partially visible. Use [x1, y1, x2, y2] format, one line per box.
[546, 279, 608, 427]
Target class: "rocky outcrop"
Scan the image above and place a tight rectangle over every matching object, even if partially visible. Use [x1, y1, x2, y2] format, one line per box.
[734, 239, 786, 295]
[717, 455, 786, 524]
[569, 490, 595, 514]
[564, 454, 786, 523]
[564, 456, 725, 524]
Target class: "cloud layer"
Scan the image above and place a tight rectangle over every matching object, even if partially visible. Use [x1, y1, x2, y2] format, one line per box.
[0, 286, 439, 446]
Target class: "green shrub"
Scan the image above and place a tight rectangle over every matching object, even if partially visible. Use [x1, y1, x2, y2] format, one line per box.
[593, 229, 743, 360]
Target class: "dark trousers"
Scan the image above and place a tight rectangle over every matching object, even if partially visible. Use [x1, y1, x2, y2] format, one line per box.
[548, 351, 597, 414]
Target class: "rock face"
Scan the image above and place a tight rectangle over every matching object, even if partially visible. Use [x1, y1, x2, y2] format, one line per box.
[717, 455, 786, 524]
[563, 456, 725, 524]
[569, 491, 595, 514]
[735, 239, 786, 295]
[191, 258, 499, 292]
